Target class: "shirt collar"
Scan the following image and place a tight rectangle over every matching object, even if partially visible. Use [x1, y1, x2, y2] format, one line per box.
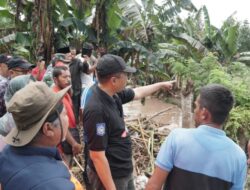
[10, 145, 62, 160]
[95, 84, 117, 105]
[198, 125, 226, 136]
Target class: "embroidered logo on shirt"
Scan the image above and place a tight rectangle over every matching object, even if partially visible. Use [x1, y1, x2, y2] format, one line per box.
[96, 123, 106, 136]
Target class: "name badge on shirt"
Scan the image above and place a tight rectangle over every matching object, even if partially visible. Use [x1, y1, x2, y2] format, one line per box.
[96, 123, 106, 136]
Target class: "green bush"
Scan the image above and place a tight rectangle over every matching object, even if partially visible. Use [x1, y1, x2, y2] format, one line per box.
[170, 53, 250, 142]
[224, 107, 250, 143]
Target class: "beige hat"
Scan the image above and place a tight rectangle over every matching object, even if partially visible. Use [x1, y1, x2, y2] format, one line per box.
[4, 82, 70, 147]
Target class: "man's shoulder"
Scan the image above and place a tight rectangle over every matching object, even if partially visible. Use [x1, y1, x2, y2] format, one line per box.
[116, 88, 135, 103]
[84, 88, 104, 114]
[170, 127, 191, 136]
[84, 98, 102, 113]
[226, 137, 246, 158]
[0, 75, 7, 81]
[0, 146, 74, 189]
[0, 76, 8, 86]
[84, 86, 100, 104]
[69, 58, 82, 68]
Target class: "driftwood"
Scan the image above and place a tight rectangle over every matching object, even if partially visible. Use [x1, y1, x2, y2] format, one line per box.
[143, 107, 174, 123]
[127, 108, 172, 175]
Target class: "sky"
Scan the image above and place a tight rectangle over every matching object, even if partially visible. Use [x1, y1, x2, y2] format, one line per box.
[191, 0, 250, 27]
[154, 0, 250, 27]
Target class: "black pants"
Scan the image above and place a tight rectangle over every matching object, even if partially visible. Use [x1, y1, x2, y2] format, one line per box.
[72, 92, 81, 122]
[86, 166, 135, 190]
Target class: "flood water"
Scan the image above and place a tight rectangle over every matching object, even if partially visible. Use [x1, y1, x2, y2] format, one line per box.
[123, 97, 182, 131]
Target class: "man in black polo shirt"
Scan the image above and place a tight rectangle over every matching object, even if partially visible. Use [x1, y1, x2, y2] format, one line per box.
[83, 54, 174, 190]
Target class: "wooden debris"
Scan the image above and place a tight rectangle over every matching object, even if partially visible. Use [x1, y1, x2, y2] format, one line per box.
[127, 108, 172, 176]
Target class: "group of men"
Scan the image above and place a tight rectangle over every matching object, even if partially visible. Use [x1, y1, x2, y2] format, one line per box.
[0, 46, 247, 190]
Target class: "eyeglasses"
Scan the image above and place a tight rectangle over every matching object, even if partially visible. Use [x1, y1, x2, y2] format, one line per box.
[12, 69, 29, 74]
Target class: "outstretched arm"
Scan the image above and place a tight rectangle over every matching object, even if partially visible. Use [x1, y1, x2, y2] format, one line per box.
[133, 81, 175, 100]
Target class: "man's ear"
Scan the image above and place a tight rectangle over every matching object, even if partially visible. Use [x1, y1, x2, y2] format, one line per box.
[110, 76, 117, 85]
[42, 122, 55, 137]
[201, 108, 211, 121]
[53, 77, 58, 85]
[8, 70, 14, 76]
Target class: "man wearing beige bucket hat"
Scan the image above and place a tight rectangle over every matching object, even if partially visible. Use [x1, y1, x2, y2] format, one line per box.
[0, 82, 77, 190]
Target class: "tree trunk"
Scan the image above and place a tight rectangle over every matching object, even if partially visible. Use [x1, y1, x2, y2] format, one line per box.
[181, 92, 194, 128]
[32, 0, 53, 64]
[181, 79, 194, 128]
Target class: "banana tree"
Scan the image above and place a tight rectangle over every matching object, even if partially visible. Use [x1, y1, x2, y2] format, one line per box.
[116, 0, 197, 79]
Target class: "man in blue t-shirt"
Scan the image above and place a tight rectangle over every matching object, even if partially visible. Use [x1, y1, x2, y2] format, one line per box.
[146, 84, 247, 190]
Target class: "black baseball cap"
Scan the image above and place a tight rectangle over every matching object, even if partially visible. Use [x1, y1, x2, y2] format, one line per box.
[0, 54, 11, 64]
[7, 57, 34, 70]
[56, 47, 70, 54]
[96, 54, 136, 76]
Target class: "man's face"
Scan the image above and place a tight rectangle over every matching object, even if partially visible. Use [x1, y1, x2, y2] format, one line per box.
[65, 52, 73, 61]
[114, 72, 128, 92]
[37, 60, 45, 68]
[55, 69, 71, 89]
[70, 49, 76, 59]
[194, 95, 203, 127]
[54, 107, 69, 142]
[0, 63, 9, 78]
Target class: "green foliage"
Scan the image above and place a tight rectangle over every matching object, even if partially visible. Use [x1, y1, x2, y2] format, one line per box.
[169, 53, 221, 92]
[107, 4, 121, 36]
[238, 20, 250, 52]
[208, 66, 250, 107]
[205, 61, 250, 142]
[12, 44, 30, 59]
[225, 107, 250, 143]
[169, 51, 250, 143]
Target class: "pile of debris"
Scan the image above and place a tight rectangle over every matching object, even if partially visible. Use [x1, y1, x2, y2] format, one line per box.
[126, 108, 174, 189]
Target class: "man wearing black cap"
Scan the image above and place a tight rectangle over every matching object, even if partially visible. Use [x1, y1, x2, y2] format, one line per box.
[0, 57, 34, 117]
[83, 54, 175, 190]
[7, 57, 34, 79]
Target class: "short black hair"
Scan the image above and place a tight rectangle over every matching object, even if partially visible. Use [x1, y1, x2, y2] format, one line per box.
[97, 72, 122, 84]
[0, 54, 11, 64]
[52, 66, 68, 78]
[199, 84, 234, 125]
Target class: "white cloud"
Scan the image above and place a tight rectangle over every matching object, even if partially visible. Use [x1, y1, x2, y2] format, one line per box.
[192, 0, 250, 27]
[139, 0, 249, 27]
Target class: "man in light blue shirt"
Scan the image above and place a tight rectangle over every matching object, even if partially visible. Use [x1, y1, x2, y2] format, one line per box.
[146, 84, 247, 190]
